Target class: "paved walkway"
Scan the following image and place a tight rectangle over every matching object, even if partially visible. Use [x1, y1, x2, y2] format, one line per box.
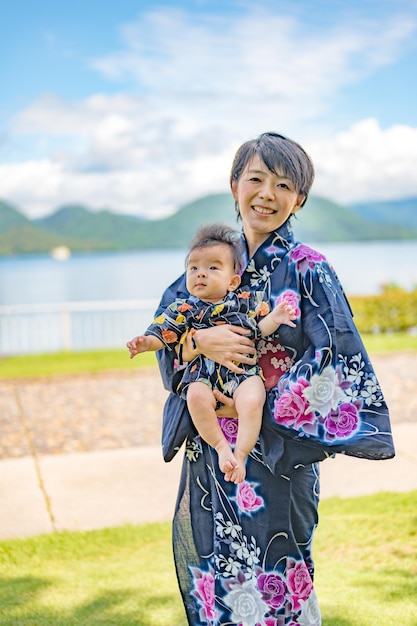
[1, 354, 416, 540]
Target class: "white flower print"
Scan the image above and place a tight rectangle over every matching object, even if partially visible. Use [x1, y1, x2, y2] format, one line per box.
[345, 386, 360, 401]
[362, 375, 383, 407]
[231, 540, 250, 561]
[214, 513, 261, 578]
[246, 260, 271, 287]
[339, 353, 384, 408]
[185, 438, 201, 462]
[342, 352, 365, 385]
[259, 265, 271, 282]
[215, 513, 242, 540]
[271, 356, 293, 372]
[303, 366, 346, 416]
[317, 264, 336, 295]
[298, 589, 322, 626]
[257, 339, 282, 355]
[215, 554, 241, 577]
[224, 579, 268, 626]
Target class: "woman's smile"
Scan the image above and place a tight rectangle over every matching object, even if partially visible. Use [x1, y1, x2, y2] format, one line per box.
[251, 204, 276, 216]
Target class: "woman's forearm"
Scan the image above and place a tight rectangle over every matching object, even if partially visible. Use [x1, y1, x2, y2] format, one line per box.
[179, 325, 256, 374]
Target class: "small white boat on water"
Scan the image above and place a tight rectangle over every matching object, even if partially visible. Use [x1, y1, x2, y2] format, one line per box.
[50, 245, 71, 261]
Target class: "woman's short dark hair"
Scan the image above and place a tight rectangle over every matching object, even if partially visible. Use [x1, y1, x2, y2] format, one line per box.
[186, 223, 243, 273]
[230, 132, 315, 210]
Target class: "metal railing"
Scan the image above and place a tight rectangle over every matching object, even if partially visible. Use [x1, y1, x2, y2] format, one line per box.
[0, 299, 159, 355]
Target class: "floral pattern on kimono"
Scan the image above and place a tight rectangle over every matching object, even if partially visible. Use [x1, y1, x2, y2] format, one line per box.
[155, 219, 394, 625]
[237, 226, 395, 474]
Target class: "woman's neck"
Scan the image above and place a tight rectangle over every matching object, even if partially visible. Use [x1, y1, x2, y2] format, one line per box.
[244, 232, 270, 259]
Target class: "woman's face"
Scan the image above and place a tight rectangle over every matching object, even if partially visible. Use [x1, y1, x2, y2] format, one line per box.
[231, 155, 305, 253]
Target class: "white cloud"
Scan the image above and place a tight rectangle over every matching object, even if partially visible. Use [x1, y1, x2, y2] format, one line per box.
[3, 117, 417, 219]
[308, 119, 417, 203]
[1, 6, 417, 217]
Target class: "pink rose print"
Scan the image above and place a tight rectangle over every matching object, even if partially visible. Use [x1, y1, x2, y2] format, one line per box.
[258, 572, 286, 610]
[237, 481, 264, 514]
[266, 245, 280, 254]
[190, 567, 219, 623]
[219, 417, 238, 444]
[275, 290, 300, 317]
[274, 378, 317, 433]
[289, 244, 326, 273]
[324, 402, 359, 439]
[287, 559, 313, 611]
[260, 617, 291, 626]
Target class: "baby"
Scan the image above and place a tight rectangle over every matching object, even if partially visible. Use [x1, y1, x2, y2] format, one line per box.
[127, 223, 296, 483]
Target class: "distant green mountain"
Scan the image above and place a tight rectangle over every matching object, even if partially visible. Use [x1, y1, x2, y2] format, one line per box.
[350, 197, 417, 229]
[0, 200, 29, 231]
[36, 205, 149, 248]
[293, 195, 414, 241]
[0, 200, 112, 255]
[35, 194, 239, 250]
[0, 193, 416, 256]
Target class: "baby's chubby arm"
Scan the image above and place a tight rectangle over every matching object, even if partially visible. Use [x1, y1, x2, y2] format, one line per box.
[126, 334, 164, 359]
[258, 300, 297, 338]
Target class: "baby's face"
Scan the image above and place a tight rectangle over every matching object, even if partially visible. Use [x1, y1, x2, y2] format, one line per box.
[186, 244, 240, 303]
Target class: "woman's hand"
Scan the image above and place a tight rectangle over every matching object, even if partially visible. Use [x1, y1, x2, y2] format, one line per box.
[185, 325, 257, 374]
[213, 390, 238, 418]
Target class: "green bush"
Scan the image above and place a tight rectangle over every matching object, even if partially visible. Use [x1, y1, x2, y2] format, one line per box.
[349, 286, 417, 333]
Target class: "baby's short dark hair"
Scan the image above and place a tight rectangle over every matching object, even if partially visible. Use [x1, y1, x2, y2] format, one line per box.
[187, 223, 243, 273]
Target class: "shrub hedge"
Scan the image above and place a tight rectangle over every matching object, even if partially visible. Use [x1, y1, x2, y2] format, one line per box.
[348, 286, 417, 333]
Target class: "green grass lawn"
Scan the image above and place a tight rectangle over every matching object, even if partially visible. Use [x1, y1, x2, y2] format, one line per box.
[0, 349, 158, 379]
[0, 332, 416, 379]
[0, 491, 416, 625]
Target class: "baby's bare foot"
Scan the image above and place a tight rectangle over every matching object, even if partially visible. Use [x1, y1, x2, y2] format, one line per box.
[216, 441, 238, 480]
[224, 467, 235, 482]
[230, 449, 248, 484]
[229, 464, 246, 484]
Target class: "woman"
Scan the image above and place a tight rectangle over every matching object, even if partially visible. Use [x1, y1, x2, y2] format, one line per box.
[155, 132, 394, 625]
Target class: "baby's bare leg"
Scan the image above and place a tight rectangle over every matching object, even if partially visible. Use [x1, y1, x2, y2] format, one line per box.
[187, 382, 238, 478]
[228, 376, 266, 484]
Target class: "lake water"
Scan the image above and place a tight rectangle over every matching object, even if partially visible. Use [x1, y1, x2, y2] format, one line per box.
[0, 240, 416, 306]
[1, 240, 416, 354]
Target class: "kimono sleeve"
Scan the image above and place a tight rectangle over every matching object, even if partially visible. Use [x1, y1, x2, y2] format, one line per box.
[145, 298, 191, 349]
[261, 257, 395, 474]
[154, 275, 196, 462]
[154, 274, 188, 392]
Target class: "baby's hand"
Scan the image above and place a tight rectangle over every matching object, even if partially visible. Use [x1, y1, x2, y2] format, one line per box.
[126, 335, 149, 358]
[274, 301, 297, 328]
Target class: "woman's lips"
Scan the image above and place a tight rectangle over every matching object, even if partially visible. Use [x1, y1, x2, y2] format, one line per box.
[252, 205, 275, 215]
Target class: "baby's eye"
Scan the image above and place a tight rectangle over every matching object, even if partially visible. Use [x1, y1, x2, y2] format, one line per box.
[249, 177, 261, 182]
[209, 265, 219, 270]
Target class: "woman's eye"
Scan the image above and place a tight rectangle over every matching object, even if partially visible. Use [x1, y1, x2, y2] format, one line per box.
[277, 183, 289, 189]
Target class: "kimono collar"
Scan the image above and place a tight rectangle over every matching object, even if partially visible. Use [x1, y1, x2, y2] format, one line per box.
[240, 219, 296, 274]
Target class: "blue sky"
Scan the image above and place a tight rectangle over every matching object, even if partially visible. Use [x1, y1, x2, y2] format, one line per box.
[1, 0, 417, 218]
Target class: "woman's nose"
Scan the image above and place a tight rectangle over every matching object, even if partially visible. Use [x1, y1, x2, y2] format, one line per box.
[259, 182, 275, 200]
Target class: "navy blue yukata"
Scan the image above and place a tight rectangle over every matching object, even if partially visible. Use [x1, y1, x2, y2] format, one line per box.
[155, 220, 395, 626]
